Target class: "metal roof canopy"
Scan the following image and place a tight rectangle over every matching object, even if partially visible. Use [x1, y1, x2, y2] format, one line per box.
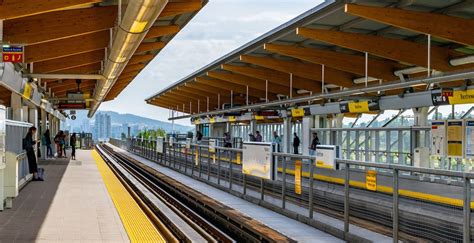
[0, 0, 206, 115]
[145, 0, 474, 120]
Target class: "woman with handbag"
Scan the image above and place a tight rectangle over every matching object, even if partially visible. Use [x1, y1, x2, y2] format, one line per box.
[24, 126, 43, 181]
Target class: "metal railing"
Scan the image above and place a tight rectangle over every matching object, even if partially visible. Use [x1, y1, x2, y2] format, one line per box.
[6, 120, 33, 183]
[314, 126, 431, 166]
[111, 137, 472, 242]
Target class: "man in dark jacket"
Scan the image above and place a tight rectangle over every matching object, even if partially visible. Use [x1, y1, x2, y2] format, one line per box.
[293, 133, 300, 154]
[309, 133, 320, 156]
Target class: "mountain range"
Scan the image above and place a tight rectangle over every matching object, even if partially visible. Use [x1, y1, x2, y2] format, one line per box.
[63, 110, 193, 133]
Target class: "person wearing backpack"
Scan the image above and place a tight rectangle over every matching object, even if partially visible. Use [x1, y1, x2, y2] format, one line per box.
[24, 126, 43, 181]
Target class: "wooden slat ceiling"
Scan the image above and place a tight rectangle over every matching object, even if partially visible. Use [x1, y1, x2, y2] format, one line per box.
[147, 0, 474, 115]
[0, 0, 205, 106]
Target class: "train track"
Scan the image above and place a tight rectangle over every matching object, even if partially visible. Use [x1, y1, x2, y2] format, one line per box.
[96, 144, 295, 243]
[137, 146, 466, 242]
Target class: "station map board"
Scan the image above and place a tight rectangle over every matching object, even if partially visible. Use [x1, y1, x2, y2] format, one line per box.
[156, 137, 164, 154]
[431, 120, 446, 156]
[242, 142, 273, 180]
[447, 120, 464, 158]
[465, 120, 474, 158]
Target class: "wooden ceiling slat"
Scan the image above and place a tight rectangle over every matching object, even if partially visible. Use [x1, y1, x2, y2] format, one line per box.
[0, 0, 102, 20]
[160, 1, 202, 18]
[49, 62, 101, 74]
[145, 25, 180, 39]
[33, 49, 105, 73]
[135, 42, 166, 53]
[25, 30, 109, 63]
[128, 54, 155, 65]
[4, 6, 116, 45]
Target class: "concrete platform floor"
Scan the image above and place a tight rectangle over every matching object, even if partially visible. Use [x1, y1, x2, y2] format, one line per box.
[0, 150, 129, 243]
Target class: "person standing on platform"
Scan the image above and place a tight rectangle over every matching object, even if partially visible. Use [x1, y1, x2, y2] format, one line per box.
[23, 126, 43, 181]
[293, 132, 300, 154]
[224, 132, 232, 148]
[61, 131, 67, 158]
[255, 131, 263, 142]
[309, 133, 320, 156]
[196, 131, 203, 143]
[54, 131, 62, 158]
[70, 133, 77, 160]
[44, 129, 52, 159]
[272, 131, 281, 152]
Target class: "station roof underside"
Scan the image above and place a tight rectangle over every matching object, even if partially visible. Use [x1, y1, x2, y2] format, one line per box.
[0, 0, 205, 109]
[146, 0, 474, 117]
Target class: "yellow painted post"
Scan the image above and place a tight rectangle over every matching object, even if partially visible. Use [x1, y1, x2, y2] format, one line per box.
[295, 160, 302, 195]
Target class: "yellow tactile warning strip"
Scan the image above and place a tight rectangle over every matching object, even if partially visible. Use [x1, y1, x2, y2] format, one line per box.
[91, 150, 166, 243]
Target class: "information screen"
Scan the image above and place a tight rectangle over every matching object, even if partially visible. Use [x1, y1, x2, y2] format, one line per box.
[447, 120, 464, 158]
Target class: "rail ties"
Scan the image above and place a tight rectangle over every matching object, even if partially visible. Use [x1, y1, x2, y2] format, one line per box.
[97, 144, 295, 243]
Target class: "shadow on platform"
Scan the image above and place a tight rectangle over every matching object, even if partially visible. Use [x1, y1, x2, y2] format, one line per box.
[0, 155, 70, 242]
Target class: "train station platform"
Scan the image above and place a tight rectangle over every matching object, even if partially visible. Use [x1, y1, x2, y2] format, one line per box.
[0, 150, 129, 242]
[109, 143, 391, 242]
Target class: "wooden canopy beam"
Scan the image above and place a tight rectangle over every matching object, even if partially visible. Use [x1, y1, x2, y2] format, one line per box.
[4, 6, 116, 45]
[135, 42, 166, 54]
[49, 62, 101, 74]
[173, 88, 219, 103]
[122, 63, 146, 74]
[33, 49, 105, 73]
[345, 3, 474, 46]
[221, 64, 322, 93]
[240, 55, 355, 88]
[128, 54, 155, 65]
[51, 83, 96, 94]
[179, 86, 227, 101]
[0, 0, 102, 20]
[296, 28, 470, 71]
[207, 71, 292, 96]
[145, 25, 180, 39]
[195, 76, 270, 99]
[25, 30, 109, 63]
[160, 1, 202, 18]
[186, 81, 259, 100]
[264, 43, 402, 81]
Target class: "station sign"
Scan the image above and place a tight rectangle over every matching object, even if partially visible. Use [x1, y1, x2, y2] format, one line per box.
[242, 142, 274, 180]
[465, 120, 474, 159]
[366, 170, 377, 191]
[314, 145, 339, 170]
[431, 120, 447, 156]
[2, 45, 24, 63]
[447, 120, 464, 158]
[208, 138, 216, 153]
[432, 88, 474, 105]
[339, 100, 379, 113]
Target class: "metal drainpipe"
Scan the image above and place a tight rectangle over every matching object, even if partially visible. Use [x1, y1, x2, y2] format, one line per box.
[88, 0, 168, 117]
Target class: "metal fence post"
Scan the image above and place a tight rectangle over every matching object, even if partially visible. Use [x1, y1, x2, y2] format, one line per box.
[282, 155, 286, 209]
[344, 163, 350, 236]
[217, 149, 221, 185]
[261, 178, 264, 201]
[393, 168, 399, 243]
[464, 177, 471, 243]
[230, 152, 234, 190]
[309, 158, 314, 219]
[198, 146, 202, 178]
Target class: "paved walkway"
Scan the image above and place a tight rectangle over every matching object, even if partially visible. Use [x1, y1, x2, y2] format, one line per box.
[0, 150, 129, 243]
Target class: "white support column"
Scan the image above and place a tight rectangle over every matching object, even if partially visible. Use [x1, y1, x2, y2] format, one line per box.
[11, 93, 23, 121]
[283, 116, 292, 153]
[250, 120, 257, 136]
[41, 109, 47, 159]
[302, 116, 315, 156]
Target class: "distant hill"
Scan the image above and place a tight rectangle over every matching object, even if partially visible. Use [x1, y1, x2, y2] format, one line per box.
[63, 110, 193, 133]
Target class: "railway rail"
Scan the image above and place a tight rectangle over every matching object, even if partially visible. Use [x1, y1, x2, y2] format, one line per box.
[96, 144, 295, 243]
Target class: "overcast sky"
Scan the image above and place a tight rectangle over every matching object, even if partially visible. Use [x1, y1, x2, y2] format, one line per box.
[99, 0, 323, 125]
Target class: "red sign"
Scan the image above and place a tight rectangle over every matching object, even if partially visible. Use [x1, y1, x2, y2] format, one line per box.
[2, 46, 24, 63]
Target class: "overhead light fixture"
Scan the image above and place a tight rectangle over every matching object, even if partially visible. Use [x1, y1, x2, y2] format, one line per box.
[353, 76, 379, 84]
[297, 89, 310, 94]
[394, 66, 427, 76]
[449, 55, 474, 66]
